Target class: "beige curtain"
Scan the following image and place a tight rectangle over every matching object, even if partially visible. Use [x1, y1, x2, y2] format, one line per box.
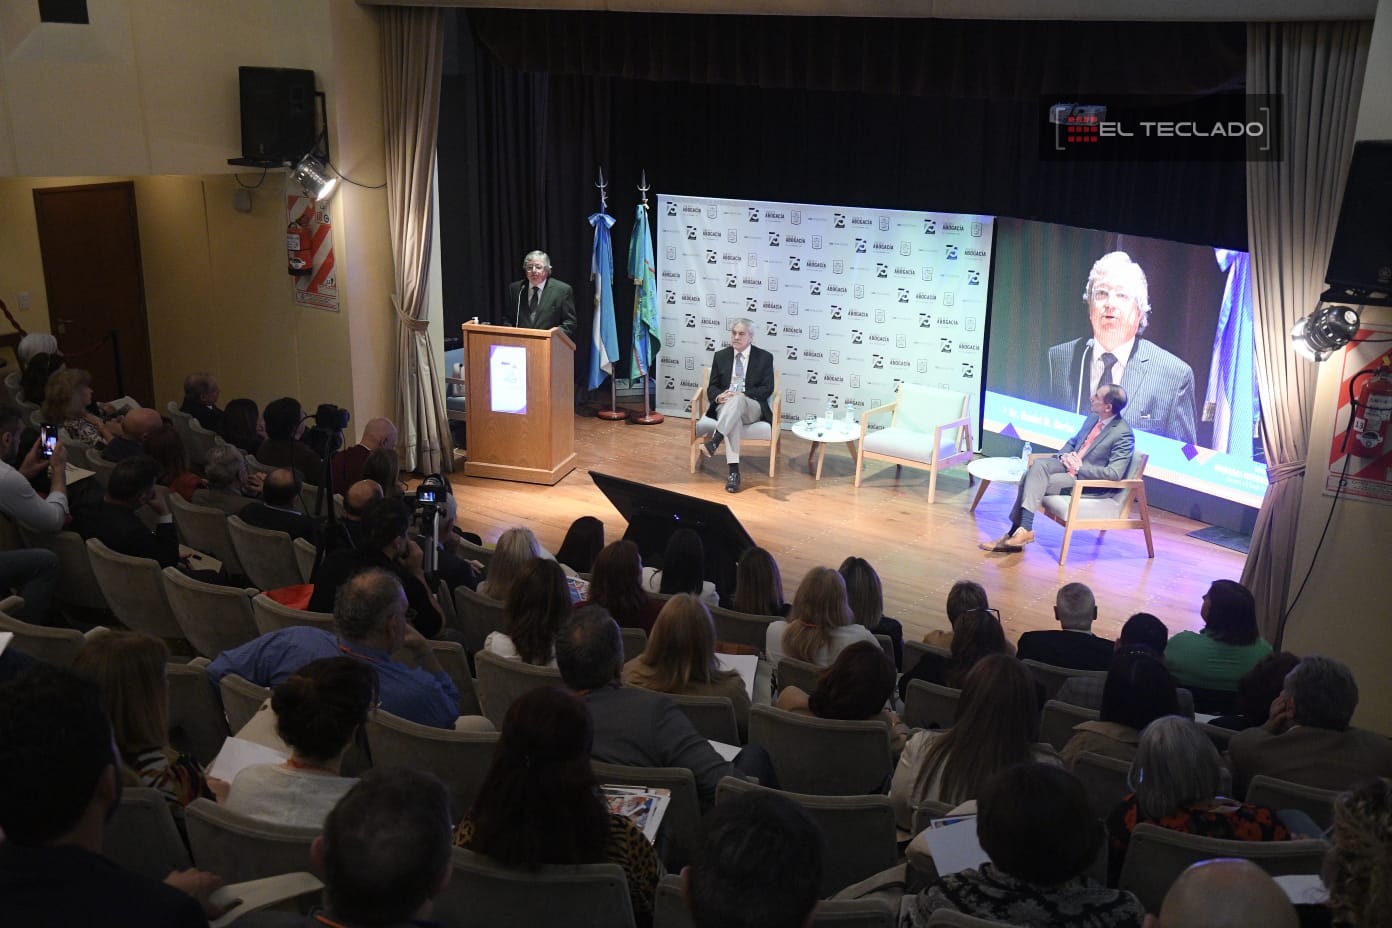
[381, 6, 451, 474]
[1242, 21, 1370, 645]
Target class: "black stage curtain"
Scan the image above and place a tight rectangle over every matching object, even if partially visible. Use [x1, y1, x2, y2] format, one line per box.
[437, 10, 1248, 382]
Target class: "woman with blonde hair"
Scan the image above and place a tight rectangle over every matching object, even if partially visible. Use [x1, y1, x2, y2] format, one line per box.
[624, 593, 751, 739]
[477, 526, 543, 601]
[72, 629, 211, 807]
[730, 546, 788, 617]
[765, 566, 876, 667]
[42, 367, 117, 448]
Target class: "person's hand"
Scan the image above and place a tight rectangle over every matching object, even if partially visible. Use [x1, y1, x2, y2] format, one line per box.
[206, 776, 231, 803]
[466, 559, 485, 573]
[1264, 692, 1296, 735]
[145, 488, 170, 517]
[19, 436, 57, 479]
[245, 471, 266, 496]
[400, 538, 425, 575]
[164, 868, 226, 918]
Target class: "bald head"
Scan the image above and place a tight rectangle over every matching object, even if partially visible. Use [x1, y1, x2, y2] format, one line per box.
[263, 468, 303, 509]
[121, 408, 163, 442]
[1157, 859, 1296, 928]
[362, 418, 397, 451]
[344, 479, 383, 520]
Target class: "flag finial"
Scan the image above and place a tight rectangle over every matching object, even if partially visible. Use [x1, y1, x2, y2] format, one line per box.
[638, 170, 650, 209]
[596, 167, 608, 211]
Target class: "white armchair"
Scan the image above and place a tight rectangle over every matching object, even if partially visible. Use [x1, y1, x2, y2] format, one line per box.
[854, 383, 973, 503]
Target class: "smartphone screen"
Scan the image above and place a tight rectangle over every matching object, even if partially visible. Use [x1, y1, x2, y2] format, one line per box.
[39, 425, 57, 459]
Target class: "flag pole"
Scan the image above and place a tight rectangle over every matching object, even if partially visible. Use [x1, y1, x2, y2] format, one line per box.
[630, 171, 664, 424]
[594, 166, 626, 421]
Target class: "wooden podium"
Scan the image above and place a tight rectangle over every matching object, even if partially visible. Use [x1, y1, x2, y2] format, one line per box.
[461, 322, 576, 485]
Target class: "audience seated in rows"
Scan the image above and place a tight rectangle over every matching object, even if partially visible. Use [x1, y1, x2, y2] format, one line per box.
[776, 639, 909, 755]
[72, 455, 179, 568]
[558, 606, 774, 805]
[1055, 612, 1196, 716]
[44, 367, 117, 448]
[180, 372, 224, 432]
[220, 656, 373, 828]
[146, 425, 205, 502]
[308, 498, 442, 637]
[891, 654, 1059, 832]
[0, 664, 222, 926]
[683, 789, 822, 928]
[19, 349, 63, 405]
[901, 763, 1146, 927]
[256, 397, 323, 480]
[1228, 654, 1392, 794]
[218, 397, 265, 457]
[0, 405, 65, 623]
[238, 467, 316, 543]
[1105, 716, 1292, 885]
[624, 593, 752, 740]
[1164, 579, 1272, 711]
[1060, 647, 1180, 766]
[898, 605, 1012, 699]
[729, 545, 788, 617]
[921, 578, 989, 651]
[483, 557, 571, 667]
[840, 556, 904, 669]
[209, 568, 460, 729]
[579, 539, 663, 633]
[102, 407, 163, 463]
[765, 566, 876, 666]
[1323, 776, 1392, 928]
[330, 416, 397, 492]
[322, 478, 382, 554]
[362, 447, 403, 499]
[75, 629, 213, 808]
[422, 488, 482, 592]
[1206, 651, 1301, 732]
[641, 528, 719, 607]
[454, 686, 664, 926]
[192, 445, 264, 515]
[477, 525, 542, 601]
[1147, 859, 1297, 928]
[556, 514, 605, 576]
[1017, 581, 1115, 671]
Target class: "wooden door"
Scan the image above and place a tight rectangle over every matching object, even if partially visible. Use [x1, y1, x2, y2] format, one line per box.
[33, 182, 155, 407]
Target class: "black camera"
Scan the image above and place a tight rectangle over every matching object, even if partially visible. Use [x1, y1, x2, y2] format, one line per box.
[314, 404, 350, 431]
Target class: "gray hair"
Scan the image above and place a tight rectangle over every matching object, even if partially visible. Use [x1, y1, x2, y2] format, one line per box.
[1084, 251, 1150, 333]
[1055, 582, 1097, 630]
[523, 250, 551, 270]
[333, 569, 405, 642]
[1132, 716, 1222, 819]
[555, 606, 622, 691]
[1286, 655, 1358, 730]
[203, 445, 247, 490]
[730, 317, 754, 335]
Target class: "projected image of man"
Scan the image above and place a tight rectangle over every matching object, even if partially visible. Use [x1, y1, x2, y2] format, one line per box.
[507, 250, 577, 339]
[1047, 252, 1196, 445]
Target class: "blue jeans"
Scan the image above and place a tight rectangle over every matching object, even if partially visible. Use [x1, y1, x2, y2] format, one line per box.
[0, 548, 60, 624]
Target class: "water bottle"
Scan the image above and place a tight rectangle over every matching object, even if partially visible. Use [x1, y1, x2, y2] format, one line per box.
[825, 398, 836, 429]
[1020, 441, 1032, 473]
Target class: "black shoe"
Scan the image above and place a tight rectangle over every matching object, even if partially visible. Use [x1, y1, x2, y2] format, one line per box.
[701, 431, 723, 459]
[726, 471, 741, 493]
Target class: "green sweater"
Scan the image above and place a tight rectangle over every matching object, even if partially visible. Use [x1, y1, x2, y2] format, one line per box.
[1164, 630, 1272, 692]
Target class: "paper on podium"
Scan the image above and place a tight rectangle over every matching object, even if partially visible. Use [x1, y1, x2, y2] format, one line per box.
[716, 652, 759, 700]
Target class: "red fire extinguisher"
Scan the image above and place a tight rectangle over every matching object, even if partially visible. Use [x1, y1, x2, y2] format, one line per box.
[1350, 357, 1392, 457]
[287, 209, 314, 277]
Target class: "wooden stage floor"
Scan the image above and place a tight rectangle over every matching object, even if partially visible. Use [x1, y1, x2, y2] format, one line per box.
[442, 413, 1247, 644]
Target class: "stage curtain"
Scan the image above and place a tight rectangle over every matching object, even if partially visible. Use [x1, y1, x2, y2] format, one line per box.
[1242, 20, 1370, 646]
[381, 5, 452, 473]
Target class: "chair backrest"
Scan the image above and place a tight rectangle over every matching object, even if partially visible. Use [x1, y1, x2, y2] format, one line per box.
[903, 639, 950, 677]
[653, 874, 895, 928]
[1071, 751, 1134, 821]
[1023, 658, 1108, 702]
[452, 584, 509, 654]
[902, 679, 961, 731]
[892, 383, 969, 436]
[168, 493, 244, 577]
[716, 776, 898, 898]
[103, 787, 193, 882]
[220, 674, 273, 733]
[775, 657, 823, 696]
[1245, 774, 1339, 832]
[167, 402, 196, 453]
[592, 761, 702, 871]
[708, 603, 778, 652]
[748, 705, 893, 796]
[621, 626, 648, 663]
[184, 418, 221, 469]
[292, 536, 317, 584]
[1197, 720, 1234, 752]
[19, 527, 109, 610]
[161, 567, 259, 659]
[1118, 822, 1331, 914]
[365, 709, 500, 822]
[435, 847, 635, 928]
[227, 516, 304, 591]
[668, 692, 740, 745]
[85, 453, 117, 489]
[909, 798, 959, 835]
[84, 537, 184, 640]
[251, 592, 334, 636]
[473, 649, 565, 728]
[0, 607, 86, 665]
[166, 659, 232, 765]
[397, 638, 481, 718]
[453, 535, 494, 569]
[1040, 699, 1100, 752]
[184, 798, 320, 884]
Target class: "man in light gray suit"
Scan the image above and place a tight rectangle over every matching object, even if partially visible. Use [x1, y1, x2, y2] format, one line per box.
[982, 384, 1134, 552]
[1048, 251, 1196, 445]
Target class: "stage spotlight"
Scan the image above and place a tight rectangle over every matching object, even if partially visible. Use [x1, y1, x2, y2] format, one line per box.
[290, 153, 338, 200]
[1290, 302, 1361, 362]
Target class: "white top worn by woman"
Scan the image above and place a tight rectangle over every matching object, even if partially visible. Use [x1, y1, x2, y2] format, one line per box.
[640, 567, 719, 607]
[482, 631, 558, 668]
[223, 763, 357, 829]
[763, 620, 878, 668]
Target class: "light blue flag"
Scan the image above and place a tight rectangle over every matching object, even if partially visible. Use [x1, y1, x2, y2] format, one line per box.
[588, 210, 619, 391]
[628, 203, 661, 380]
[1206, 249, 1258, 457]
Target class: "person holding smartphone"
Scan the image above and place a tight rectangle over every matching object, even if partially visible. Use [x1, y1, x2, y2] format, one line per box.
[0, 406, 67, 623]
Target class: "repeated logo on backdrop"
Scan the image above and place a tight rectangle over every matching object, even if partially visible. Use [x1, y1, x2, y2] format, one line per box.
[655, 194, 996, 430]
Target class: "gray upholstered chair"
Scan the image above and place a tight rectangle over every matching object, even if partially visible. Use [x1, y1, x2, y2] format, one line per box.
[1040, 699, 1099, 752]
[251, 592, 334, 636]
[774, 657, 823, 696]
[668, 692, 740, 745]
[653, 873, 896, 928]
[473, 650, 564, 729]
[184, 798, 320, 885]
[592, 761, 701, 871]
[1071, 751, 1133, 821]
[902, 639, 950, 677]
[902, 679, 960, 731]
[219, 673, 272, 734]
[452, 584, 508, 654]
[166, 658, 232, 766]
[292, 536, 317, 584]
[84, 537, 185, 641]
[1037, 451, 1154, 566]
[435, 847, 634, 928]
[161, 567, 258, 659]
[184, 418, 222, 469]
[1245, 774, 1339, 832]
[620, 626, 648, 663]
[365, 709, 500, 821]
[1023, 658, 1108, 701]
[0, 605, 88, 666]
[168, 493, 245, 578]
[19, 527, 109, 611]
[103, 787, 192, 882]
[747, 705, 892, 796]
[227, 516, 303, 592]
[396, 638, 482, 718]
[708, 603, 778, 652]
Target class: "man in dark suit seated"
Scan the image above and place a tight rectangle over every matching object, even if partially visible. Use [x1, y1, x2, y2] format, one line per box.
[101, 407, 162, 463]
[179, 372, 224, 431]
[72, 455, 180, 568]
[1017, 582, 1114, 671]
[981, 384, 1134, 553]
[237, 467, 316, 543]
[697, 317, 775, 494]
[505, 249, 577, 339]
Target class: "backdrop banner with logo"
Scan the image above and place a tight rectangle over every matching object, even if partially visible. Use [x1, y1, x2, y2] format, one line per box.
[654, 194, 995, 435]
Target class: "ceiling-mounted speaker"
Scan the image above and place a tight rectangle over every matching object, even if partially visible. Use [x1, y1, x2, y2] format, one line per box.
[236, 66, 317, 167]
[1325, 140, 1392, 297]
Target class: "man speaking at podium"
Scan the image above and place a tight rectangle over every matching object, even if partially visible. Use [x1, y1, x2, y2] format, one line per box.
[507, 250, 577, 340]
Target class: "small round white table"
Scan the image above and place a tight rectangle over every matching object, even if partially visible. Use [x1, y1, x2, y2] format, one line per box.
[966, 456, 1027, 512]
[790, 418, 861, 481]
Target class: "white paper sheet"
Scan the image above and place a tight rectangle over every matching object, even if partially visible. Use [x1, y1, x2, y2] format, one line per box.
[207, 736, 289, 782]
[709, 739, 741, 762]
[917, 816, 988, 876]
[716, 652, 759, 701]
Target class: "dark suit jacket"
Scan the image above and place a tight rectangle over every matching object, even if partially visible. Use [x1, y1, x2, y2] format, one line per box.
[237, 501, 318, 543]
[1047, 337, 1196, 445]
[73, 501, 180, 568]
[1228, 724, 1392, 795]
[180, 398, 224, 432]
[705, 344, 775, 423]
[255, 440, 324, 483]
[1017, 629, 1115, 671]
[1061, 414, 1135, 485]
[506, 277, 577, 339]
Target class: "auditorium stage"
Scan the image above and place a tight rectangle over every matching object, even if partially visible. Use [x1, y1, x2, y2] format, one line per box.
[442, 413, 1247, 644]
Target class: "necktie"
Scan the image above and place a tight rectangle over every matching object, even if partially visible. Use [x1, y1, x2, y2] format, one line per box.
[1099, 352, 1118, 388]
[529, 286, 539, 320]
[1077, 419, 1105, 458]
[733, 352, 745, 391]
[734, 352, 745, 379]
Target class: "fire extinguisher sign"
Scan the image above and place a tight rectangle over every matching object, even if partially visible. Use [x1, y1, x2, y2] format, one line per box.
[288, 194, 338, 312]
[1326, 322, 1392, 503]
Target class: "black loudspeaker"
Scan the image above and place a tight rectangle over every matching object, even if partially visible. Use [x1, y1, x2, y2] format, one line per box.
[237, 66, 317, 165]
[1325, 140, 1392, 294]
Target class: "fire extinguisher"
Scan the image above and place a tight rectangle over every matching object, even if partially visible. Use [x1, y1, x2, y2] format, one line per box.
[1350, 357, 1392, 457]
[287, 209, 314, 277]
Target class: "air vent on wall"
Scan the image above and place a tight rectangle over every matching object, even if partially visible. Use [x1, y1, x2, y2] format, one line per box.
[38, 0, 88, 24]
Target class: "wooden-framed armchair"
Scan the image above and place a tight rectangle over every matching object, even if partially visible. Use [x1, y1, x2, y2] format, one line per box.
[1036, 451, 1154, 566]
[854, 383, 973, 503]
[688, 366, 782, 475]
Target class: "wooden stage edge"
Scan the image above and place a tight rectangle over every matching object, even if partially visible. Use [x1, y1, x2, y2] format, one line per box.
[440, 412, 1247, 647]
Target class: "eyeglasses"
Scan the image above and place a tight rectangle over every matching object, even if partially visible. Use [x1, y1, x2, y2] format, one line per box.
[524, 264, 547, 271]
[963, 607, 1001, 621]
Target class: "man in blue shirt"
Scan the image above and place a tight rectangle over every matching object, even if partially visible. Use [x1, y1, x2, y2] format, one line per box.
[209, 568, 460, 729]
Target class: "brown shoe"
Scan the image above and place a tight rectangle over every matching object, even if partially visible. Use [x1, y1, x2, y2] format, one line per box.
[979, 536, 1020, 553]
[1007, 528, 1036, 546]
